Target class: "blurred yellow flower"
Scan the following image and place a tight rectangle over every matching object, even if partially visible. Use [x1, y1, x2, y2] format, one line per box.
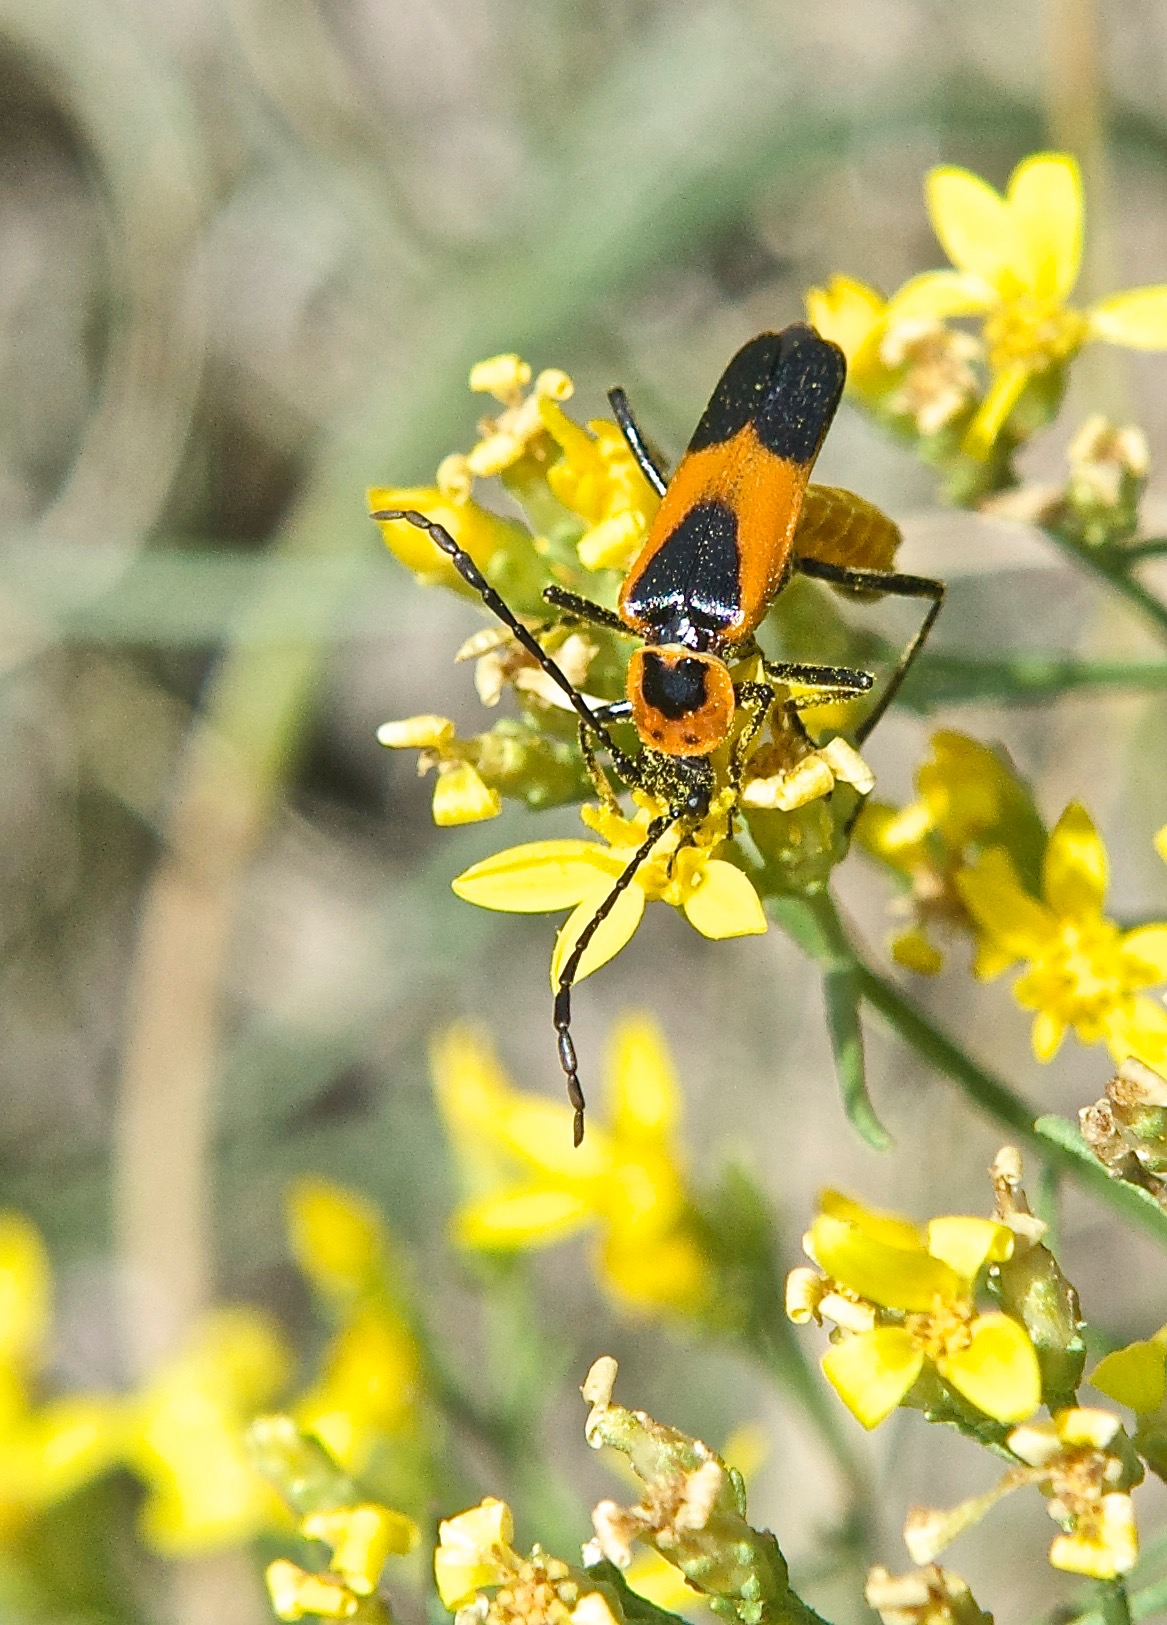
[0, 1213, 124, 1537]
[452, 794, 765, 989]
[539, 398, 660, 571]
[432, 1018, 711, 1314]
[957, 804, 1167, 1069]
[128, 1307, 291, 1553]
[890, 152, 1167, 455]
[789, 1190, 1040, 1429]
[286, 1180, 422, 1475]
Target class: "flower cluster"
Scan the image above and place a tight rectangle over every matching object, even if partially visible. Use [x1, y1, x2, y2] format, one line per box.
[788, 1154, 1144, 1582]
[809, 152, 1167, 477]
[862, 730, 1167, 1075]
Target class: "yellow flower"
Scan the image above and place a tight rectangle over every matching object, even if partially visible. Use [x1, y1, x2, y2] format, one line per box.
[805, 276, 981, 433]
[369, 460, 530, 592]
[0, 1214, 124, 1537]
[128, 1307, 291, 1553]
[286, 1181, 422, 1475]
[806, 275, 888, 393]
[790, 1189, 1041, 1429]
[267, 1503, 418, 1621]
[956, 804, 1167, 1069]
[377, 714, 503, 827]
[856, 729, 1044, 973]
[539, 399, 660, 572]
[302, 1504, 419, 1596]
[906, 1409, 1139, 1581]
[890, 152, 1167, 455]
[452, 794, 766, 988]
[466, 355, 574, 477]
[864, 1564, 993, 1625]
[432, 1018, 711, 1314]
[434, 1497, 620, 1625]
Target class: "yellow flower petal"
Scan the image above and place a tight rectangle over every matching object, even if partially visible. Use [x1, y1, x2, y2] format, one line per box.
[600, 1227, 710, 1315]
[809, 1213, 958, 1312]
[926, 166, 1018, 285]
[623, 1548, 702, 1613]
[294, 1305, 419, 1470]
[21, 1396, 126, 1505]
[1008, 153, 1083, 300]
[891, 928, 944, 975]
[1042, 802, 1107, 920]
[817, 1190, 926, 1251]
[606, 1015, 679, 1144]
[1049, 1493, 1137, 1578]
[926, 1216, 1013, 1281]
[452, 1186, 595, 1250]
[1092, 1339, 1167, 1414]
[955, 849, 1055, 959]
[1089, 286, 1167, 348]
[550, 881, 645, 986]
[435, 1498, 514, 1609]
[453, 841, 619, 913]
[303, 1505, 419, 1595]
[376, 715, 455, 750]
[285, 1179, 384, 1303]
[1032, 1008, 1067, 1063]
[0, 1213, 50, 1369]
[681, 859, 767, 939]
[432, 764, 502, 827]
[886, 269, 998, 322]
[1121, 924, 1167, 983]
[938, 1312, 1041, 1423]
[266, 1560, 357, 1621]
[962, 362, 1031, 458]
[805, 275, 887, 377]
[1107, 995, 1167, 1072]
[821, 1327, 924, 1429]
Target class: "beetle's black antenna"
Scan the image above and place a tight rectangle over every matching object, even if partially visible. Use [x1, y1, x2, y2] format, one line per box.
[793, 556, 945, 741]
[553, 812, 672, 1145]
[371, 508, 641, 781]
[608, 387, 669, 497]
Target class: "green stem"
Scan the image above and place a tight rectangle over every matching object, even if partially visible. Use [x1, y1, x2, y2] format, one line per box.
[903, 652, 1167, 709]
[1097, 1579, 1134, 1625]
[1108, 536, 1167, 561]
[1046, 529, 1167, 644]
[857, 963, 1167, 1246]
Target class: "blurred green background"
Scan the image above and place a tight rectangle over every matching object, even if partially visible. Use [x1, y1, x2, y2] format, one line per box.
[4, 0, 1167, 1621]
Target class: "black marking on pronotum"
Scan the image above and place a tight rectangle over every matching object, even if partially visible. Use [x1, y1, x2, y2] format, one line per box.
[639, 652, 712, 720]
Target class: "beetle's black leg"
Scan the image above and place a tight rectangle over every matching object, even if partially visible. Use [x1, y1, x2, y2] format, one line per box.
[542, 584, 632, 635]
[554, 812, 672, 1145]
[729, 681, 774, 792]
[607, 386, 669, 497]
[372, 509, 642, 783]
[762, 659, 874, 706]
[794, 556, 945, 742]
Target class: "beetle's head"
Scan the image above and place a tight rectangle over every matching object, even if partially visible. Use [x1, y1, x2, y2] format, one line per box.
[626, 646, 735, 757]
